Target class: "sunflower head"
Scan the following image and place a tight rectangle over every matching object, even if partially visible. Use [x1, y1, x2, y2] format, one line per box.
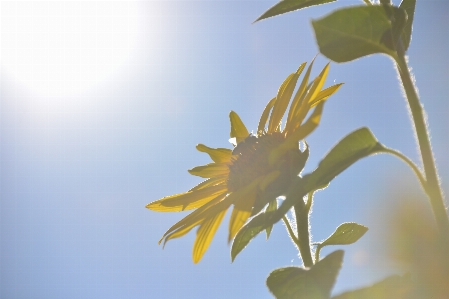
[146, 61, 342, 263]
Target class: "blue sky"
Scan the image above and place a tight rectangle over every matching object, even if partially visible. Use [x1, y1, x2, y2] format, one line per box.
[1, 1, 448, 298]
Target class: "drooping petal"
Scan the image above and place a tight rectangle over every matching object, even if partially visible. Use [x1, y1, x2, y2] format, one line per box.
[188, 163, 229, 178]
[308, 83, 343, 108]
[146, 184, 227, 212]
[158, 194, 226, 244]
[161, 218, 203, 247]
[268, 64, 305, 133]
[188, 176, 227, 192]
[196, 144, 232, 163]
[192, 208, 227, 263]
[228, 188, 257, 242]
[229, 111, 249, 144]
[257, 97, 276, 135]
[286, 60, 315, 130]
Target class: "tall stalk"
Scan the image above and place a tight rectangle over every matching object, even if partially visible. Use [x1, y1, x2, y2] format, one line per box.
[294, 199, 314, 267]
[394, 45, 449, 243]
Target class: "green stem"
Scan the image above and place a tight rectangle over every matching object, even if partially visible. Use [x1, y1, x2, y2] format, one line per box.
[394, 52, 449, 242]
[282, 216, 300, 248]
[294, 199, 314, 267]
[314, 245, 322, 264]
[305, 192, 313, 213]
[380, 148, 427, 191]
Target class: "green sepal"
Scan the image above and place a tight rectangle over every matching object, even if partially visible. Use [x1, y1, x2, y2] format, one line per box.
[399, 0, 416, 51]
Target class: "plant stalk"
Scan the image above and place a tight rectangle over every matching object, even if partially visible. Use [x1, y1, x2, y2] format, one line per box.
[394, 51, 449, 242]
[294, 199, 314, 267]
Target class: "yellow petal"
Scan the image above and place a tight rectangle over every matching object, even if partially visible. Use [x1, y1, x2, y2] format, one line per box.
[162, 218, 203, 247]
[287, 86, 312, 135]
[158, 194, 226, 244]
[188, 176, 227, 192]
[196, 144, 232, 163]
[228, 189, 257, 242]
[229, 111, 249, 144]
[268, 64, 305, 133]
[302, 63, 330, 108]
[286, 60, 315, 130]
[308, 83, 343, 108]
[188, 163, 229, 178]
[270, 102, 325, 165]
[146, 185, 227, 212]
[193, 208, 227, 263]
[257, 97, 276, 135]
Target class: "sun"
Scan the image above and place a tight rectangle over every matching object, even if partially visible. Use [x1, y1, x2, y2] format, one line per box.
[1, 2, 145, 101]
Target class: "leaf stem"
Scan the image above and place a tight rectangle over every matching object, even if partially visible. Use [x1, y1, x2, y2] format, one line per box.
[282, 216, 300, 247]
[293, 198, 314, 267]
[394, 50, 449, 243]
[380, 148, 427, 191]
[314, 245, 322, 264]
[305, 192, 314, 213]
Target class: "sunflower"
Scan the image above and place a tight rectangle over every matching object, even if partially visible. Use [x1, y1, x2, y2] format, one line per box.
[146, 60, 342, 263]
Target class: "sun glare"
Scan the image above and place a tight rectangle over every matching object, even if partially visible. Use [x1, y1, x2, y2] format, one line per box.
[1, 2, 145, 101]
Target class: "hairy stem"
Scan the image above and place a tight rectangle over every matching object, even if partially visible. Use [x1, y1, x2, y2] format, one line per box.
[282, 216, 300, 248]
[294, 199, 314, 267]
[380, 148, 427, 191]
[394, 52, 449, 242]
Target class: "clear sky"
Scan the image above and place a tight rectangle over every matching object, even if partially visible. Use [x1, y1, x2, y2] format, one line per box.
[1, 1, 448, 298]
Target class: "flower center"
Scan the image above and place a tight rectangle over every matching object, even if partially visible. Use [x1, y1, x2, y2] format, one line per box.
[227, 132, 286, 192]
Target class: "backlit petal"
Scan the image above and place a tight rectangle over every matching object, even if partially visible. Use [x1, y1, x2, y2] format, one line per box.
[229, 111, 249, 144]
[146, 185, 227, 212]
[188, 176, 227, 192]
[228, 189, 257, 242]
[257, 97, 276, 134]
[286, 60, 315, 130]
[188, 163, 229, 178]
[193, 209, 227, 263]
[158, 194, 226, 244]
[162, 218, 202, 247]
[308, 83, 343, 108]
[302, 63, 330, 107]
[268, 64, 305, 133]
[196, 144, 232, 163]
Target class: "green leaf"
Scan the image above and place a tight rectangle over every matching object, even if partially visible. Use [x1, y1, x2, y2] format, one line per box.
[255, 0, 336, 23]
[399, 0, 416, 51]
[306, 127, 385, 188]
[267, 250, 344, 299]
[312, 6, 403, 62]
[265, 200, 278, 239]
[316, 223, 368, 261]
[320, 223, 368, 247]
[332, 274, 412, 299]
